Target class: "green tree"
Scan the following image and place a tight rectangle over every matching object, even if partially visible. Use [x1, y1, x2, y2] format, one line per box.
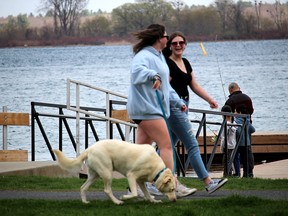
[111, 3, 133, 36]
[16, 14, 29, 31]
[2, 15, 29, 40]
[111, 0, 174, 36]
[81, 16, 111, 37]
[180, 7, 221, 36]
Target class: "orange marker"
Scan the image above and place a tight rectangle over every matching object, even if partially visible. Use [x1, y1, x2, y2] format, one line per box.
[200, 42, 207, 56]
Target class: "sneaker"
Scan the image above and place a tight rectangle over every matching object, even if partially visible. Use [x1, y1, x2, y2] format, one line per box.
[176, 182, 197, 197]
[146, 182, 163, 196]
[205, 178, 228, 194]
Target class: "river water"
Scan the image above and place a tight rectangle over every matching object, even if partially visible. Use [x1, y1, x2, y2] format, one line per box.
[0, 39, 287, 160]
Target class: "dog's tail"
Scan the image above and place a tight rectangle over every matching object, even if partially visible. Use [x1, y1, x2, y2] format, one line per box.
[53, 149, 88, 174]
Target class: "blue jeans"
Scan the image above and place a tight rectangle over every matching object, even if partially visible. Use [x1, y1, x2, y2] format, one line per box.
[168, 102, 209, 180]
[234, 146, 254, 177]
[233, 152, 241, 177]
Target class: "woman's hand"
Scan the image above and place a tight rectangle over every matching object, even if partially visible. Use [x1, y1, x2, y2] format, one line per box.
[152, 74, 161, 89]
[180, 105, 187, 112]
[209, 99, 218, 109]
[152, 79, 161, 89]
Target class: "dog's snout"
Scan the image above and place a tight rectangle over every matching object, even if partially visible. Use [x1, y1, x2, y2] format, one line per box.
[168, 195, 177, 202]
[166, 191, 177, 202]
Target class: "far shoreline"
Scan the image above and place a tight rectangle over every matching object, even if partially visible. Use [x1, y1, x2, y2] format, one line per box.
[2, 38, 287, 49]
[0, 40, 133, 49]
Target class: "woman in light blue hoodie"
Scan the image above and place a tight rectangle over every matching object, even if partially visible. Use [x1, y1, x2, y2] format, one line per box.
[127, 24, 195, 197]
[127, 24, 185, 173]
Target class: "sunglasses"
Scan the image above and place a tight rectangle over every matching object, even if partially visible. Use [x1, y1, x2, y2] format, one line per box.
[171, 41, 185, 46]
[162, 35, 169, 40]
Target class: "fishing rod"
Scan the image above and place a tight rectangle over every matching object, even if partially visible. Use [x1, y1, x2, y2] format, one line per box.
[188, 41, 227, 137]
[200, 39, 227, 101]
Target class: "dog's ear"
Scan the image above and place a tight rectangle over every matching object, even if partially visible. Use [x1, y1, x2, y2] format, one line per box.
[155, 169, 175, 192]
[163, 175, 172, 184]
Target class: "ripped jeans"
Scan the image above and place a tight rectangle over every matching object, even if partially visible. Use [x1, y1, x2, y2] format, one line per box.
[168, 102, 209, 180]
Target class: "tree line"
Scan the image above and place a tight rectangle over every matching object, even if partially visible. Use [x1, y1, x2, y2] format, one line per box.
[0, 0, 287, 47]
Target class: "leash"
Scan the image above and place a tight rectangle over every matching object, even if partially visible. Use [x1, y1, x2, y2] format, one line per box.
[155, 90, 177, 174]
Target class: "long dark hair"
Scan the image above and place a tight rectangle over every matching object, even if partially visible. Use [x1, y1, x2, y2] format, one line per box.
[162, 31, 187, 59]
[132, 24, 166, 54]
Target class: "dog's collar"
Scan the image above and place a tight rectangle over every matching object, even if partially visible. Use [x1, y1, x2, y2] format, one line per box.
[153, 167, 167, 182]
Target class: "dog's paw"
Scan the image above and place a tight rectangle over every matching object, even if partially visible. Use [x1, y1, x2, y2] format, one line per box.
[150, 199, 162, 203]
[82, 200, 90, 204]
[120, 194, 136, 200]
[114, 200, 124, 205]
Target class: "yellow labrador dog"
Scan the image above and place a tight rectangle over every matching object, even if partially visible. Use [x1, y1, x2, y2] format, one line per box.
[53, 139, 176, 205]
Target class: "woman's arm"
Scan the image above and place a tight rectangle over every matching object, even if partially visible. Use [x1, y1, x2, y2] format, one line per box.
[189, 73, 218, 108]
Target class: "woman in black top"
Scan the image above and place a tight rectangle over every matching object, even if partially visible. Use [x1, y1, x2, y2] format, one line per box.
[162, 31, 228, 194]
[163, 31, 217, 107]
[167, 57, 192, 101]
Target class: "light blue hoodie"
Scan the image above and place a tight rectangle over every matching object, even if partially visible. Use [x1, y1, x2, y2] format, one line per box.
[127, 46, 184, 120]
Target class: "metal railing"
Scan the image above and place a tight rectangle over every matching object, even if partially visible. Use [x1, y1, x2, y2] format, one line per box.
[31, 102, 107, 161]
[181, 108, 249, 177]
[30, 79, 250, 177]
[66, 79, 136, 156]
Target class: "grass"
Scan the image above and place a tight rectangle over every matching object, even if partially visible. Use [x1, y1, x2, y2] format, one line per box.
[0, 175, 287, 191]
[0, 196, 287, 216]
[0, 176, 287, 216]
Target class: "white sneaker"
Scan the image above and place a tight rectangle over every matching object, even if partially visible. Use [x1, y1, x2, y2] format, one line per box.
[145, 182, 163, 196]
[205, 178, 228, 194]
[176, 182, 197, 197]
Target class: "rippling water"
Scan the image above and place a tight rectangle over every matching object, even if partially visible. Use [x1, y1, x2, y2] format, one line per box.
[0, 39, 287, 160]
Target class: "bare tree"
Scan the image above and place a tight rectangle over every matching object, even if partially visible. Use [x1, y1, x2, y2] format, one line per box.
[215, 0, 229, 33]
[227, 1, 248, 34]
[267, 0, 287, 31]
[41, 0, 88, 36]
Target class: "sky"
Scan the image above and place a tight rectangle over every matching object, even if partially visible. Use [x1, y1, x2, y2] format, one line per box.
[0, 0, 279, 18]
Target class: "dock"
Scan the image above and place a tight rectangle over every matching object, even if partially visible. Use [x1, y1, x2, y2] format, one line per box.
[195, 131, 288, 164]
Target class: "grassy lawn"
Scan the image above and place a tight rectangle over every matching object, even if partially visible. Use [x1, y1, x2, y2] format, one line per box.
[0, 175, 287, 191]
[0, 176, 287, 216]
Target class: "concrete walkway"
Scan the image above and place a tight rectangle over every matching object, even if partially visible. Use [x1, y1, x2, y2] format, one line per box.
[209, 159, 288, 179]
[0, 159, 287, 179]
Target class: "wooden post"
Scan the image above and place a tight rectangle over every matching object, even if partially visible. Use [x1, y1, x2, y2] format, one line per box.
[2, 106, 8, 150]
[0, 109, 29, 161]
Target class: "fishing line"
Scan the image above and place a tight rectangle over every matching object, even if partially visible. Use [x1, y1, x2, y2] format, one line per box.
[199, 40, 226, 101]
[186, 42, 224, 137]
